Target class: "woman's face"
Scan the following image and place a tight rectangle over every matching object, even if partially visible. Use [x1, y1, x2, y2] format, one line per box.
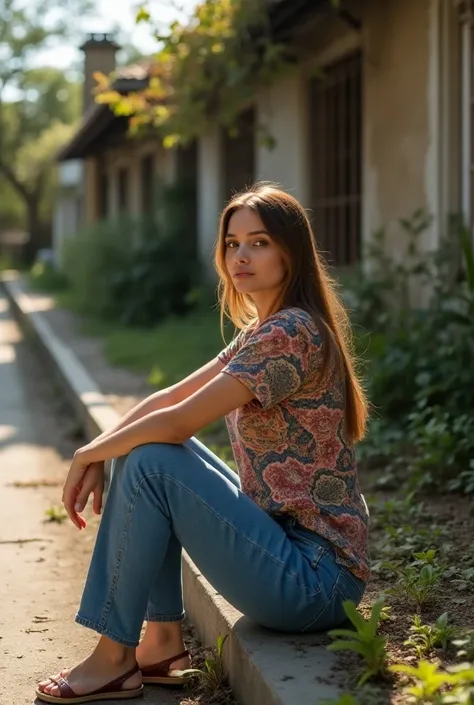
[224, 207, 287, 300]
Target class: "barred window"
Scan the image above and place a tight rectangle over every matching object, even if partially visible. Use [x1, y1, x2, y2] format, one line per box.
[309, 51, 362, 267]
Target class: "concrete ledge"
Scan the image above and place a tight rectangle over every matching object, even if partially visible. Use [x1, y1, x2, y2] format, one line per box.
[2, 272, 343, 705]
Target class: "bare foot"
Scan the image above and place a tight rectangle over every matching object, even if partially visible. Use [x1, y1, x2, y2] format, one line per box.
[136, 640, 190, 672]
[37, 652, 141, 697]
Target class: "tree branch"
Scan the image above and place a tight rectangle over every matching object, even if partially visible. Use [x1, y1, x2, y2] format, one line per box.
[0, 159, 31, 200]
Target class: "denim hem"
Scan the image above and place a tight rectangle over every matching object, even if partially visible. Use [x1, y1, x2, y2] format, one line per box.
[145, 612, 185, 623]
[75, 613, 139, 648]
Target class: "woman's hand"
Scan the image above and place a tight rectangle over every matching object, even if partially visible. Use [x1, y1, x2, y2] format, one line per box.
[62, 449, 104, 529]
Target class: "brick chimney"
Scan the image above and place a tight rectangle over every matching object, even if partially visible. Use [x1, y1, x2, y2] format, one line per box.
[80, 33, 121, 114]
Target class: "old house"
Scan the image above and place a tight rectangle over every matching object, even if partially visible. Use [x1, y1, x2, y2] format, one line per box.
[55, 0, 472, 278]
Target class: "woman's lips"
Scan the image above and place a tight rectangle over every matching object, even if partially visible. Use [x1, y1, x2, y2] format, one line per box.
[234, 272, 254, 277]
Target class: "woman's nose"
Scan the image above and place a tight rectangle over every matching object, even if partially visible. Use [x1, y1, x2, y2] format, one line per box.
[236, 246, 250, 263]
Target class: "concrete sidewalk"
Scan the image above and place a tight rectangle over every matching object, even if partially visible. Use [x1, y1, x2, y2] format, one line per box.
[2, 273, 344, 705]
[0, 288, 198, 705]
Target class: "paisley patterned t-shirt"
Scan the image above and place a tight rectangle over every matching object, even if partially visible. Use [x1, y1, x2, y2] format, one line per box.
[218, 307, 370, 581]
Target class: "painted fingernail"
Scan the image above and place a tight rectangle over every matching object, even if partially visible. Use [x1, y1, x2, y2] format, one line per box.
[75, 502, 82, 511]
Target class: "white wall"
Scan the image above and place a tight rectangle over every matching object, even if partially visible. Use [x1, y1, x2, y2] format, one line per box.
[197, 125, 222, 272]
[53, 162, 83, 265]
[53, 195, 82, 267]
[58, 160, 83, 188]
[361, 0, 461, 265]
[193, 0, 460, 277]
[255, 72, 310, 205]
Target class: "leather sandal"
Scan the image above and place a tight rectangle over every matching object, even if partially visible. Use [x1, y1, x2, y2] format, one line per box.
[35, 662, 143, 703]
[140, 649, 191, 685]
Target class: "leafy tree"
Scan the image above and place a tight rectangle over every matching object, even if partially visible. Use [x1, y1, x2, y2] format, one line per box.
[96, 0, 342, 148]
[96, 0, 290, 147]
[0, 0, 91, 261]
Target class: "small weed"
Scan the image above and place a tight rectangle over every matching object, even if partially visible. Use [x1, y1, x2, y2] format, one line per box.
[390, 660, 474, 704]
[182, 634, 228, 694]
[376, 524, 448, 562]
[378, 605, 393, 623]
[389, 562, 443, 610]
[444, 565, 474, 593]
[44, 505, 67, 523]
[370, 558, 404, 578]
[404, 613, 458, 657]
[327, 597, 389, 685]
[370, 493, 425, 529]
[411, 549, 439, 566]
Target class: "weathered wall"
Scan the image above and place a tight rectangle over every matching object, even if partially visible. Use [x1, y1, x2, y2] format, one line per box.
[197, 125, 222, 270]
[255, 72, 310, 204]
[80, 0, 462, 278]
[363, 0, 433, 255]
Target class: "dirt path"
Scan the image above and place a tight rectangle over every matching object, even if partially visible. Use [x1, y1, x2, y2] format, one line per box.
[0, 293, 184, 705]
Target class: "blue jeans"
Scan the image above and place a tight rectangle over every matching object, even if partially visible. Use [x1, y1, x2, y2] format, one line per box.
[76, 438, 366, 646]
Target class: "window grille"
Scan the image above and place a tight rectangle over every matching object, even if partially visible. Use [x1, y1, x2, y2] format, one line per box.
[309, 51, 362, 266]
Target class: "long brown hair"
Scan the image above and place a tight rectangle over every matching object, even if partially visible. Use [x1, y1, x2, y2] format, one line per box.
[214, 182, 368, 443]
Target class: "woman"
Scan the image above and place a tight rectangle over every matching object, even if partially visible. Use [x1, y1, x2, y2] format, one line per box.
[36, 183, 370, 703]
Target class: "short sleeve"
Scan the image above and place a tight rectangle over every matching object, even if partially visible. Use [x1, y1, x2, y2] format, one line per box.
[221, 311, 319, 409]
[218, 329, 248, 366]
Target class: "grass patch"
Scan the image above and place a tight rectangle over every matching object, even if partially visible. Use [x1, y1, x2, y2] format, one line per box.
[76, 308, 236, 459]
[79, 308, 227, 387]
[28, 262, 69, 293]
[30, 272, 236, 457]
[34, 274, 229, 388]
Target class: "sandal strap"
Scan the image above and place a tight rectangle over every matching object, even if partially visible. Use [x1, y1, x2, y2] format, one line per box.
[141, 649, 190, 677]
[49, 676, 76, 699]
[47, 662, 140, 699]
[94, 662, 140, 695]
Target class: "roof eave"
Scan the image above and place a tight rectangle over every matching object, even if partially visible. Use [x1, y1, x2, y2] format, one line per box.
[59, 1, 333, 161]
[57, 78, 147, 161]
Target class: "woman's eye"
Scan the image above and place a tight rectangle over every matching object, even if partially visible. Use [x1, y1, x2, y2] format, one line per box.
[225, 241, 237, 248]
[253, 240, 267, 247]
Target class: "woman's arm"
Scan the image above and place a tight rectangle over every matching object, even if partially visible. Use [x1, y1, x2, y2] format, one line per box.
[62, 372, 253, 523]
[73, 371, 253, 464]
[93, 357, 225, 442]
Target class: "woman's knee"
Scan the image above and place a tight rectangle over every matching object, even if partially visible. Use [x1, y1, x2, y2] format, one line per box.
[123, 443, 185, 480]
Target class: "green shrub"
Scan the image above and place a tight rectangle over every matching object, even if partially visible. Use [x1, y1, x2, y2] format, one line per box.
[28, 261, 69, 292]
[345, 212, 474, 495]
[61, 216, 130, 318]
[109, 219, 199, 325]
[61, 181, 201, 326]
[0, 252, 14, 271]
[390, 660, 474, 704]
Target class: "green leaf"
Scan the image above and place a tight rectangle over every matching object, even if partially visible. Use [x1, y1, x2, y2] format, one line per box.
[136, 6, 151, 23]
[327, 640, 368, 657]
[342, 601, 368, 632]
[368, 597, 386, 631]
[390, 660, 457, 693]
[163, 133, 181, 149]
[358, 668, 379, 686]
[216, 633, 228, 656]
[436, 612, 448, 629]
[327, 628, 363, 641]
[204, 657, 215, 672]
